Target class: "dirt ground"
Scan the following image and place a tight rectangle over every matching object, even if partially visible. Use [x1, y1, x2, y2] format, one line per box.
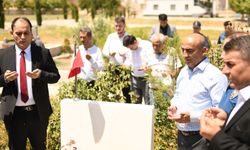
[49, 54, 73, 96]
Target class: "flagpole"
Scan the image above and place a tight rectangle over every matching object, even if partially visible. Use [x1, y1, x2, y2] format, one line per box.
[73, 37, 78, 99]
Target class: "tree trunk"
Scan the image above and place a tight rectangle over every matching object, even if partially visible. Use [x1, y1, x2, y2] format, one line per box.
[0, 0, 4, 28]
[63, 0, 68, 19]
[35, 0, 42, 26]
[71, 5, 78, 22]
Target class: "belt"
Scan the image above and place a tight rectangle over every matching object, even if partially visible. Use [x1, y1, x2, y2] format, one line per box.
[15, 105, 37, 112]
[179, 130, 200, 136]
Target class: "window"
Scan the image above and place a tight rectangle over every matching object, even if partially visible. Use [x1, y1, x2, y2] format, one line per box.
[194, 0, 199, 6]
[153, 4, 158, 10]
[185, 4, 189, 11]
[170, 4, 176, 11]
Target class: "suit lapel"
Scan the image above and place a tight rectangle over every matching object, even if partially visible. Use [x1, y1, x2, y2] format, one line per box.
[8, 46, 18, 97]
[30, 43, 41, 70]
[8, 46, 17, 71]
[224, 98, 250, 130]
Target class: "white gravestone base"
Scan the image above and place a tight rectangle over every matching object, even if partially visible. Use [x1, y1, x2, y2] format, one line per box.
[61, 99, 154, 150]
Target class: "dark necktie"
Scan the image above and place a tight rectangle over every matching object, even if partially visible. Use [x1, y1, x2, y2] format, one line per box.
[20, 50, 29, 103]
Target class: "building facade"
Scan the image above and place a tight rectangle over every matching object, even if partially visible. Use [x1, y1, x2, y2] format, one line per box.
[142, 0, 206, 16]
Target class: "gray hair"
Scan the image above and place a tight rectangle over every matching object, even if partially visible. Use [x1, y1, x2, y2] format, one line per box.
[150, 33, 166, 45]
[224, 35, 250, 63]
[79, 27, 92, 37]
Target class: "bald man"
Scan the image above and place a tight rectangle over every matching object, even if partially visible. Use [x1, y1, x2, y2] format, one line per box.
[167, 33, 228, 150]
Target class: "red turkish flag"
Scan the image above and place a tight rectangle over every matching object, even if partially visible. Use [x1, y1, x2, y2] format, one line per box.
[68, 49, 84, 78]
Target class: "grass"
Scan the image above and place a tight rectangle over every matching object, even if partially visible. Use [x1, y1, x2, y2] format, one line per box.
[39, 26, 75, 44]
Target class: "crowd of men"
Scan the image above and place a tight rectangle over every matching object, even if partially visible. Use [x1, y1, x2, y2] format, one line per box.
[0, 14, 249, 150]
[67, 15, 250, 150]
[77, 15, 184, 105]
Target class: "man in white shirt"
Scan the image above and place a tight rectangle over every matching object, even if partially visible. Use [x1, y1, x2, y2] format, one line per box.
[147, 33, 182, 105]
[77, 27, 104, 84]
[167, 33, 228, 150]
[123, 35, 154, 104]
[200, 35, 250, 150]
[102, 16, 131, 103]
[103, 16, 129, 65]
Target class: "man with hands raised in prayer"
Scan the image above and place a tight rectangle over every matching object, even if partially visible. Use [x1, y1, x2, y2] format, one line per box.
[167, 33, 227, 150]
[200, 35, 250, 150]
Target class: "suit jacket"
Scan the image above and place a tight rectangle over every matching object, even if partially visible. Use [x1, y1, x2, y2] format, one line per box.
[210, 98, 250, 150]
[149, 24, 176, 40]
[0, 42, 60, 124]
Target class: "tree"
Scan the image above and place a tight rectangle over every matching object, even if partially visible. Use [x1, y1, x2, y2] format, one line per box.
[71, 4, 78, 22]
[0, 0, 4, 28]
[229, 0, 250, 24]
[79, 0, 121, 19]
[102, 0, 120, 17]
[34, 0, 42, 26]
[15, 0, 28, 10]
[62, 0, 68, 19]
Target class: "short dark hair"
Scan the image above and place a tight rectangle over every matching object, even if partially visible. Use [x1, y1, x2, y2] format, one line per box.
[115, 16, 125, 24]
[11, 17, 32, 31]
[224, 35, 250, 62]
[224, 21, 232, 27]
[193, 21, 201, 29]
[123, 35, 136, 47]
[158, 14, 168, 21]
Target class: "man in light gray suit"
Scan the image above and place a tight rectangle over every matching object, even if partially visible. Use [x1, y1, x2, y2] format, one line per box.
[149, 14, 176, 40]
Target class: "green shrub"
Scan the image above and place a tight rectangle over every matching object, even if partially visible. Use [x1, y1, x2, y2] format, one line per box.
[47, 96, 61, 149]
[127, 27, 151, 40]
[207, 44, 224, 69]
[154, 90, 177, 150]
[59, 64, 132, 102]
[0, 120, 8, 149]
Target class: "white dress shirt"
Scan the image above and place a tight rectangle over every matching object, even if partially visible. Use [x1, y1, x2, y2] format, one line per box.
[171, 58, 228, 131]
[124, 39, 154, 77]
[147, 47, 182, 88]
[15, 44, 35, 106]
[102, 32, 129, 65]
[78, 45, 104, 81]
[226, 85, 250, 125]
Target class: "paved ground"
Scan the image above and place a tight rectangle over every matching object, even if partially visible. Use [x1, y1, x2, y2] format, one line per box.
[48, 69, 71, 96]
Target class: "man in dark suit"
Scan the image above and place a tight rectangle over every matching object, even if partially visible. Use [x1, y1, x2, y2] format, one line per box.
[0, 17, 60, 149]
[199, 35, 250, 149]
